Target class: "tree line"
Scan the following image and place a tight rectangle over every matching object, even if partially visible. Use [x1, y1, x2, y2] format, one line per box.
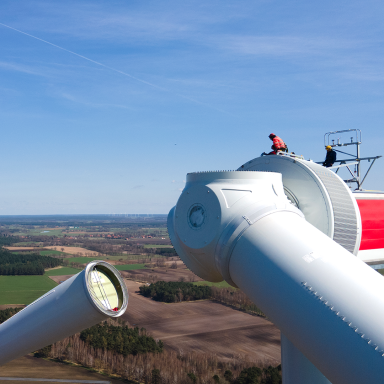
[0, 307, 23, 324]
[42, 331, 281, 384]
[0, 247, 62, 275]
[153, 248, 177, 256]
[9, 308, 281, 383]
[80, 322, 163, 356]
[139, 282, 265, 317]
[82, 241, 175, 257]
[0, 235, 20, 246]
[139, 281, 212, 303]
[210, 287, 265, 317]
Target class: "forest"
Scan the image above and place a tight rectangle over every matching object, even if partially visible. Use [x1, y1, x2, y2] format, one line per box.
[47, 332, 282, 384]
[0, 235, 20, 246]
[2, 306, 281, 383]
[80, 322, 164, 356]
[233, 366, 281, 384]
[139, 282, 266, 317]
[0, 307, 23, 323]
[154, 248, 177, 256]
[0, 247, 62, 275]
[139, 281, 212, 303]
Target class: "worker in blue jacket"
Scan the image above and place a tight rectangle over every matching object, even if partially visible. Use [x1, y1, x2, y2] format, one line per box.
[323, 145, 337, 167]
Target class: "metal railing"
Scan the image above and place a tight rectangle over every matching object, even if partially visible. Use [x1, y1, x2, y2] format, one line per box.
[316, 130, 382, 190]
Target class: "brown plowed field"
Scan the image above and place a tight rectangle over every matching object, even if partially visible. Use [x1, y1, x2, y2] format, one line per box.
[120, 266, 203, 283]
[4, 246, 101, 257]
[122, 280, 281, 363]
[44, 247, 101, 256]
[0, 355, 122, 383]
[48, 275, 76, 284]
[14, 273, 280, 366]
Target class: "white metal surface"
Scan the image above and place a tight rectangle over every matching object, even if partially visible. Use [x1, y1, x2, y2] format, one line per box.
[238, 155, 362, 255]
[168, 170, 293, 286]
[229, 212, 384, 383]
[358, 249, 384, 262]
[0, 261, 128, 366]
[353, 192, 384, 200]
[168, 170, 384, 384]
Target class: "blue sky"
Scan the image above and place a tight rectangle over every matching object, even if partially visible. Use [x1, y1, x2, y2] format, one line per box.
[0, 0, 383, 214]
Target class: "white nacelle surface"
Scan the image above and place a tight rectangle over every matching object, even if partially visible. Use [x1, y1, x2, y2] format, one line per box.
[168, 170, 384, 384]
[238, 155, 362, 255]
[168, 170, 295, 285]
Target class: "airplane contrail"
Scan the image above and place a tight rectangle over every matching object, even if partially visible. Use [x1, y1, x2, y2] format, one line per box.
[0, 22, 165, 90]
[0, 22, 234, 116]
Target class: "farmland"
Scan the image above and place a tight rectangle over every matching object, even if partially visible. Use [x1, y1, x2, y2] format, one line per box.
[66, 256, 148, 265]
[45, 267, 81, 276]
[123, 280, 280, 362]
[120, 263, 202, 283]
[114, 264, 146, 271]
[5, 246, 100, 257]
[66, 256, 101, 263]
[66, 255, 145, 263]
[45, 274, 281, 364]
[44, 246, 101, 255]
[0, 275, 57, 305]
[39, 250, 67, 256]
[0, 356, 123, 384]
[0, 214, 282, 382]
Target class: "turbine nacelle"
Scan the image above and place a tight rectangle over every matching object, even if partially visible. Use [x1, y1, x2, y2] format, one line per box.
[168, 170, 300, 286]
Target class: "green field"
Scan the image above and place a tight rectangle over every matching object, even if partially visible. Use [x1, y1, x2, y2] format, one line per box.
[66, 257, 101, 264]
[45, 267, 81, 276]
[40, 250, 67, 256]
[193, 280, 233, 288]
[114, 264, 146, 271]
[67, 255, 154, 264]
[144, 244, 173, 248]
[0, 275, 57, 305]
[62, 261, 146, 271]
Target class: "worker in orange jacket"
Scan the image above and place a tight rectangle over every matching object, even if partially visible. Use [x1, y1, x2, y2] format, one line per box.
[263, 133, 288, 155]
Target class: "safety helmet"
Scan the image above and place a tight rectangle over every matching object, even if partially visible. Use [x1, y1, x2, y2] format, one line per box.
[326, 145, 332, 151]
[269, 133, 276, 138]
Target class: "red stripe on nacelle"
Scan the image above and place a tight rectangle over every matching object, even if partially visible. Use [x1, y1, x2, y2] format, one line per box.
[356, 199, 384, 250]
